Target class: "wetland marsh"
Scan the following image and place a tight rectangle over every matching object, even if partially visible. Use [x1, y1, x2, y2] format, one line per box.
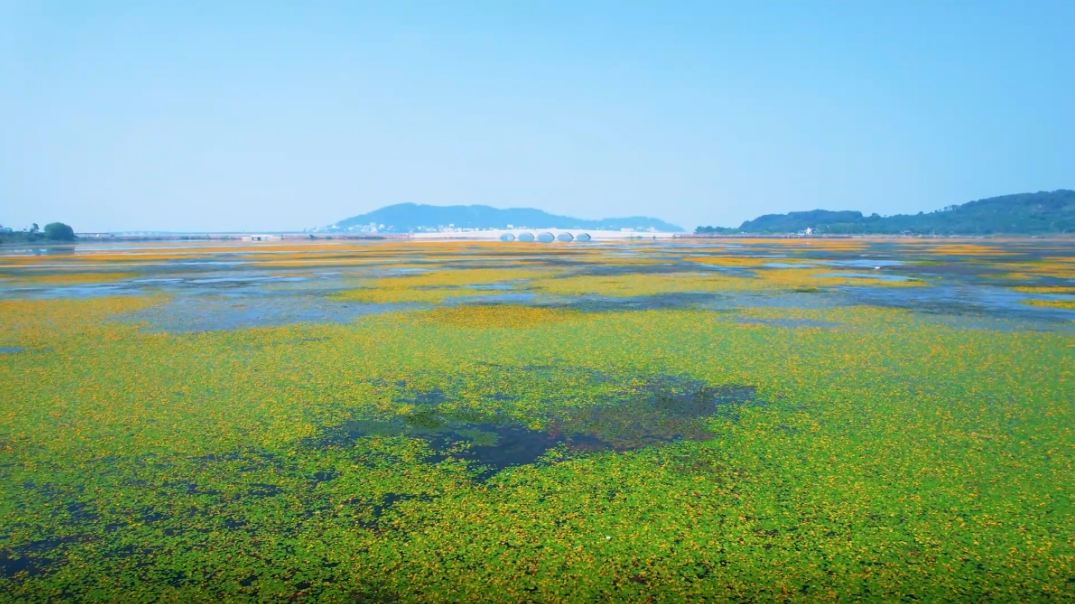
[1, 237, 1073, 602]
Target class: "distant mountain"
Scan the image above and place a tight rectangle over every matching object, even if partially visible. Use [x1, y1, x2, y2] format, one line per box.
[325, 203, 684, 233]
[697, 190, 1075, 235]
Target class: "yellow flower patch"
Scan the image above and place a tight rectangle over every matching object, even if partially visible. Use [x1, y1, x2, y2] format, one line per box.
[1022, 299, 1075, 310]
[5, 271, 140, 285]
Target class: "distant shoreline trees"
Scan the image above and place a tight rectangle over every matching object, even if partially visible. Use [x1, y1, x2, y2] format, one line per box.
[0, 222, 76, 243]
[695, 225, 742, 234]
[695, 190, 1074, 235]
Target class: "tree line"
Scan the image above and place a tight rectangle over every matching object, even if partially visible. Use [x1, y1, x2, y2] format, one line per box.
[695, 190, 1075, 235]
[0, 222, 76, 243]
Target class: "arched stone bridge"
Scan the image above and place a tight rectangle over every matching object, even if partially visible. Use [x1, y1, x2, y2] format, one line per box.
[409, 229, 678, 242]
[500, 231, 590, 243]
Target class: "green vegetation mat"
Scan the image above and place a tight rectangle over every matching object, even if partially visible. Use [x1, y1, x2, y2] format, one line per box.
[1, 239, 1073, 602]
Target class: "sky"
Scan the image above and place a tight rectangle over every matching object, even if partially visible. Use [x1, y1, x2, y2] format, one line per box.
[2, 1, 1073, 233]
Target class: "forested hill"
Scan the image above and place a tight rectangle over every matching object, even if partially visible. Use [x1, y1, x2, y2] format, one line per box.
[328, 203, 683, 233]
[698, 190, 1075, 235]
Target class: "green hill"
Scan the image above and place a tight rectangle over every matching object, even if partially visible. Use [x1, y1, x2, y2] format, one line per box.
[697, 190, 1075, 235]
[327, 203, 683, 233]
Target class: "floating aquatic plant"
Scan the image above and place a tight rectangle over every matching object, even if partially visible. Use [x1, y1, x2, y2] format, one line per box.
[0, 238, 1072, 602]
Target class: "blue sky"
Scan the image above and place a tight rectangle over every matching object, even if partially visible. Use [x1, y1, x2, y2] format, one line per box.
[2, 1, 1072, 232]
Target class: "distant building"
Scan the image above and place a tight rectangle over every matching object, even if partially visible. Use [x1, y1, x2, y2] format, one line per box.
[241, 235, 280, 242]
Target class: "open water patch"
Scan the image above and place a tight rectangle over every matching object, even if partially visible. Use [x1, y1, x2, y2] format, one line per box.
[841, 283, 1075, 325]
[380, 267, 431, 276]
[0, 347, 24, 354]
[188, 275, 306, 285]
[0, 268, 337, 301]
[447, 292, 538, 305]
[125, 295, 418, 332]
[0, 245, 76, 257]
[1, 283, 137, 300]
[763, 262, 817, 269]
[551, 292, 724, 312]
[570, 263, 706, 277]
[913, 313, 1075, 335]
[311, 374, 756, 479]
[819, 259, 905, 268]
[817, 272, 915, 282]
[0, 538, 75, 579]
